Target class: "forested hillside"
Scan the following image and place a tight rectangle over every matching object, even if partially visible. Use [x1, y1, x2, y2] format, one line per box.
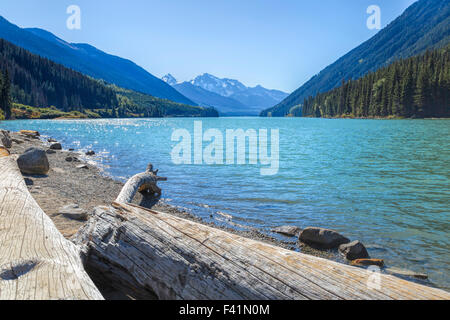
[299, 46, 449, 118]
[262, 0, 450, 117]
[114, 86, 219, 118]
[0, 38, 217, 119]
[0, 67, 11, 120]
[0, 38, 118, 114]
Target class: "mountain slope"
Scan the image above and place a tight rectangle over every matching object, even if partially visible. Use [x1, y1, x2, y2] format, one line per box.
[301, 46, 450, 118]
[261, 0, 450, 116]
[173, 81, 250, 116]
[187, 73, 288, 114]
[0, 16, 195, 105]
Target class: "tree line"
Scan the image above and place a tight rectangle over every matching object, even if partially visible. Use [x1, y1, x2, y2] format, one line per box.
[299, 45, 449, 118]
[0, 67, 11, 119]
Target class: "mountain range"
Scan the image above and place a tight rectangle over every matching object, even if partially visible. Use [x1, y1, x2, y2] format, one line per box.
[261, 0, 450, 116]
[163, 73, 289, 116]
[0, 16, 195, 106]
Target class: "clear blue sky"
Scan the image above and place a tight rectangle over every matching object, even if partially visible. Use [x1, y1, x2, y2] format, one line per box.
[1, 0, 416, 92]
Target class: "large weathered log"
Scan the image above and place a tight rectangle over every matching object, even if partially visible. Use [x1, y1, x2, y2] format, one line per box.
[74, 200, 450, 300]
[0, 155, 103, 300]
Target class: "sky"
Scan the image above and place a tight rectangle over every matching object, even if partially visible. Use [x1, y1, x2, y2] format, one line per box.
[0, 0, 417, 92]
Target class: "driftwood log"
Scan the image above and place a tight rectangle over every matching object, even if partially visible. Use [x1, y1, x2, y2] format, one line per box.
[74, 165, 450, 300]
[0, 154, 103, 300]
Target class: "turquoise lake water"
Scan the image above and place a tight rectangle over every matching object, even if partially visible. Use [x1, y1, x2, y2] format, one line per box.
[1, 118, 449, 289]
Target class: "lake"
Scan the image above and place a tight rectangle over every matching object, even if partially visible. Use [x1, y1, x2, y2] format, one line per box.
[1, 117, 449, 289]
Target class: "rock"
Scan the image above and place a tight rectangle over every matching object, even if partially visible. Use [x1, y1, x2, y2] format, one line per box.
[48, 138, 57, 143]
[46, 149, 56, 154]
[385, 267, 428, 280]
[351, 259, 385, 268]
[24, 178, 34, 186]
[272, 225, 302, 237]
[65, 156, 79, 162]
[85, 150, 95, 156]
[50, 143, 62, 150]
[17, 148, 50, 175]
[58, 204, 88, 221]
[69, 148, 75, 151]
[76, 164, 89, 170]
[19, 130, 40, 139]
[299, 227, 350, 249]
[0, 130, 12, 148]
[339, 240, 370, 260]
[12, 138, 24, 144]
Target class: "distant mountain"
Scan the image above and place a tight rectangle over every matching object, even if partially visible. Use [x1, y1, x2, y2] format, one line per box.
[190, 73, 248, 97]
[172, 73, 288, 115]
[0, 16, 195, 105]
[231, 85, 289, 109]
[162, 73, 178, 86]
[261, 0, 450, 116]
[174, 82, 250, 116]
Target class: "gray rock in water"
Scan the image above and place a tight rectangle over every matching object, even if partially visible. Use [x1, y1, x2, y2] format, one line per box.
[85, 150, 95, 156]
[48, 138, 57, 143]
[0, 130, 12, 149]
[272, 225, 302, 237]
[299, 227, 350, 249]
[339, 240, 370, 260]
[58, 204, 88, 221]
[50, 143, 62, 150]
[17, 148, 49, 175]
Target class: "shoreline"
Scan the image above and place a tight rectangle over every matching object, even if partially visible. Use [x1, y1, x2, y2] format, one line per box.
[4, 128, 445, 291]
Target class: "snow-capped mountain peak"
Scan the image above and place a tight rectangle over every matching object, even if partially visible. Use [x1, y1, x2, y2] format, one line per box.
[161, 73, 177, 86]
[190, 73, 247, 97]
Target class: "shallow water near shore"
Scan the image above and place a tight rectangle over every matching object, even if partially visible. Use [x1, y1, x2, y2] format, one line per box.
[1, 117, 449, 290]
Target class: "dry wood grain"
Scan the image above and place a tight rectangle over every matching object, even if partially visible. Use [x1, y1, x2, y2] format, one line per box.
[0, 156, 103, 300]
[75, 201, 450, 300]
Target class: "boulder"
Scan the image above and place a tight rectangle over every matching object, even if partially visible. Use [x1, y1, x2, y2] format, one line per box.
[299, 227, 350, 249]
[50, 143, 62, 150]
[272, 225, 302, 237]
[17, 148, 49, 175]
[48, 138, 57, 143]
[351, 259, 385, 268]
[46, 149, 56, 154]
[339, 240, 370, 260]
[0, 130, 12, 148]
[86, 150, 95, 156]
[58, 204, 88, 221]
